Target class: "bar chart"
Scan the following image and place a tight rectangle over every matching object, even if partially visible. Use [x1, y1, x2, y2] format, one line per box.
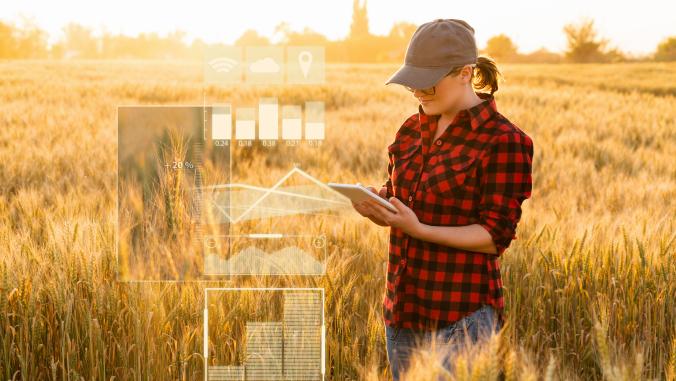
[210, 99, 325, 142]
[205, 289, 324, 381]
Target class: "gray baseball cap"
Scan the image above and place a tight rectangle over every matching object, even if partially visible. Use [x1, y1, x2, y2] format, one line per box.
[385, 19, 478, 89]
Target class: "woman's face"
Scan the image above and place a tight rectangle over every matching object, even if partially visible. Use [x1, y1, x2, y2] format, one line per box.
[414, 65, 473, 115]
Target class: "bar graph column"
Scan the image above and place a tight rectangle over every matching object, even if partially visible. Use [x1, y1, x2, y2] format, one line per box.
[283, 291, 322, 381]
[304, 101, 325, 141]
[208, 366, 244, 381]
[258, 98, 279, 140]
[281, 105, 302, 141]
[212, 105, 232, 140]
[245, 322, 283, 380]
[235, 108, 256, 140]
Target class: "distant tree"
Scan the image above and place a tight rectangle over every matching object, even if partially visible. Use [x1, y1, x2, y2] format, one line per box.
[18, 28, 48, 58]
[0, 21, 16, 58]
[273, 22, 293, 43]
[343, 0, 381, 62]
[603, 46, 627, 63]
[563, 18, 610, 63]
[165, 30, 190, 58]
[388, 21, 417, 41]
[59, 23, 98, 58]
[521, 47, 563, 63]
[234, 29, 270, 46]
[273, 22, 327, 46]
[654, 36, 676, 61]
[291, 27, 328, 45]
[0, 17, 48, 58]
[349, 0, 369, 39]
[377, 22, 417, 62]
[99, 32, 134, 59]
[484, 34, 519, 62]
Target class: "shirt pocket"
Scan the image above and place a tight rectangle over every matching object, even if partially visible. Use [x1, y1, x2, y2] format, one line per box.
[388, 144, 419, 192]
[422, 153, 479, 198]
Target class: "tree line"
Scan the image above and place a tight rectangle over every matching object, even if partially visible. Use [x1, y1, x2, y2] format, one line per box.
[0, 17, 674, 63]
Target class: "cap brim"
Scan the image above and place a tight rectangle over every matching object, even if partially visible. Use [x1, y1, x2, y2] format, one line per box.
[385, 64, 451, 89]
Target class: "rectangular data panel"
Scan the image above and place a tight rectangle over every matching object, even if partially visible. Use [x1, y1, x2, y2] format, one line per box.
[305, 101, 325, 140]
[205, 288, 325, 381]
[203, 234, 326, 276]
[211, 105, 232, 140]
[117, 106, 231, 281]
[235, 107, 256, 140]
[281, 105, 302, 140]
[258, 97, 278, 140]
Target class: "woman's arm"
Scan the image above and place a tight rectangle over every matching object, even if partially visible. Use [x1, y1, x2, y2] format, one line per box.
[359, 197, 497, 255]
[413, 223, 497, 254]
[363, 131, 534, 256]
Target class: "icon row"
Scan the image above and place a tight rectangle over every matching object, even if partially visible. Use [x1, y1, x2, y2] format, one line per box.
[204, 46, 325, 85]
[210, 98, 325, 141]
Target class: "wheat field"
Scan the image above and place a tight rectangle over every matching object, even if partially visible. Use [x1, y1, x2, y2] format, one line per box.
[0, 60, 675, 380]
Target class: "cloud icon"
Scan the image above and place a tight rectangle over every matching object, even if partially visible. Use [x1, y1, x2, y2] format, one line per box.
[249, 57, 280, 73]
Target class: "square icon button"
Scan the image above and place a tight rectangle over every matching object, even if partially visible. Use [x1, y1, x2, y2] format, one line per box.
[204, 46, 243, 85]
[246, 46, 284, 84]
[287, 46, 325, 84]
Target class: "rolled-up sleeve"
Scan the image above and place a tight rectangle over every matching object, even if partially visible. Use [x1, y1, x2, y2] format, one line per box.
[477, 132, 534, 256]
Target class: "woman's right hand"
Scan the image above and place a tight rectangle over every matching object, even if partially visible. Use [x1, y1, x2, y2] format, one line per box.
[351, 185, 390, 226]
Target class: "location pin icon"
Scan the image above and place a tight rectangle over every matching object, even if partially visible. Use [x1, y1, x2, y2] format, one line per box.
[298, 51, 313, 79]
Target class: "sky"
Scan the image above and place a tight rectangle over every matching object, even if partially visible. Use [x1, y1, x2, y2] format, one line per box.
[2, 0, 674, 56]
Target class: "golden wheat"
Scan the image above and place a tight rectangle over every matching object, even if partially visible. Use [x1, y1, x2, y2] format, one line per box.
[0, 60, 674, 380]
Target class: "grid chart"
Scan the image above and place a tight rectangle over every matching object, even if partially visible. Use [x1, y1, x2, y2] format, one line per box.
[206, 290, 324, 381]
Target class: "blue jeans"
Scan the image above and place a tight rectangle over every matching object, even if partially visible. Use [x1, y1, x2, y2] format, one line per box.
[385, 304, 502, 381]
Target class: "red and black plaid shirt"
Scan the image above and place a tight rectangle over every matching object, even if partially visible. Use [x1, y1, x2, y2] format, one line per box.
[382, 91, 534, 330]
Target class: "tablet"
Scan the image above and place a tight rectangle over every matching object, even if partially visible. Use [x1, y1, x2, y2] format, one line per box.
[328, 183, 398, 213]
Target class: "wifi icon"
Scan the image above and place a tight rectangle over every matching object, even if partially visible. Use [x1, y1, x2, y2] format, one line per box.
[204, 48, 243, 84]
[208, 57, 239, 73]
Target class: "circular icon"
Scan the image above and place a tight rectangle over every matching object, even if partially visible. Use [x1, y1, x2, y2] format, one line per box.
[312, 236, 326, 249]
[205, 237, 217, 249]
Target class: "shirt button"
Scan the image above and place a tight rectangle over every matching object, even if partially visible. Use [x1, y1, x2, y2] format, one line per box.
[408, 195, 413, 201]
[435, 140, 442, 146]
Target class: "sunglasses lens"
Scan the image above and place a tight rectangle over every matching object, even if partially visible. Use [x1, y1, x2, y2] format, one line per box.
[405, 86, 435, 95]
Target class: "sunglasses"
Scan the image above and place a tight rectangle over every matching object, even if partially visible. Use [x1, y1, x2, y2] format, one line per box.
[404, 65, 475, 96]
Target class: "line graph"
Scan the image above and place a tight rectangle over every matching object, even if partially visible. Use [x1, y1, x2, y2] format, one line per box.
[202, 167, 350, 224]
[203, 234, 326, 275]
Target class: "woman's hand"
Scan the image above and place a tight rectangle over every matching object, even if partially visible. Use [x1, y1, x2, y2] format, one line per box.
[351, 185, 422, 236]
[361, 195, 422, 237]
[351, 185, 390, 226]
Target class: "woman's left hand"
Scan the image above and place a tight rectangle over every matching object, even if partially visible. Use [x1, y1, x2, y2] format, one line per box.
[363, 197, 422, 237]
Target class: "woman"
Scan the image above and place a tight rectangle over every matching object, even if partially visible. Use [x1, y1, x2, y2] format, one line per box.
[352, 19, 534, 380]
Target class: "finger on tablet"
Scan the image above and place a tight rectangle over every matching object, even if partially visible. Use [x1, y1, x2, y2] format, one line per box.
[369, 203, 388, 221]
[354, 203, 371, 217]
[367, 199, 397, 214]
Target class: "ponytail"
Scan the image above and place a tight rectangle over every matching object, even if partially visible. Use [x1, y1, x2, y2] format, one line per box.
[472, 55, 501, 95]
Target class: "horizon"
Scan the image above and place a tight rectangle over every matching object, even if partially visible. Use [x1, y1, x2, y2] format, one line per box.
[2, 0, 674, 56]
